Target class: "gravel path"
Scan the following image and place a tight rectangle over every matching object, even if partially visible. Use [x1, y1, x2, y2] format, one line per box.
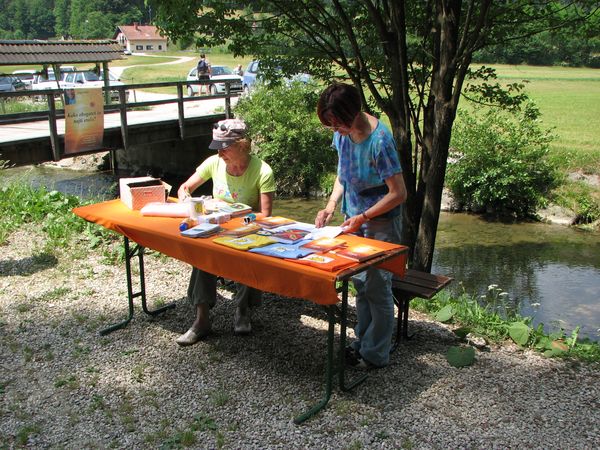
[1, 224, 599, 449]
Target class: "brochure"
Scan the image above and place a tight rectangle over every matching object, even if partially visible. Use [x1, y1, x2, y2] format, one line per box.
[335, 243, 386, 262]
[301, 237, 347, 252]
[220, 223, 262, 237]
[255, 216, 296, 228]
[269, 228, 312, 244]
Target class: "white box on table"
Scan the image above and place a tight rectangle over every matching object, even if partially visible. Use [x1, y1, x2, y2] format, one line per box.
[119, 176, 172, 210]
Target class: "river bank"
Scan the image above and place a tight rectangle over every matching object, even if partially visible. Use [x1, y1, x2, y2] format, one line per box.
[45, 154, 597, 228]
[1, 224, 598, 448]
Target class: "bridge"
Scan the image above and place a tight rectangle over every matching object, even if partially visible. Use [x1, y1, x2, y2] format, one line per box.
[0, 79, 241, 179]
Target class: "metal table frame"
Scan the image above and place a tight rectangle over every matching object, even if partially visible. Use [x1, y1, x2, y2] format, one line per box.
[103, 235, 405, 424]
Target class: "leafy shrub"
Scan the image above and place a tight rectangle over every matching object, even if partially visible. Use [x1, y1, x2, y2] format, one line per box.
[234, 81, 337, 197]
[447, 104, 558, 218]
[0, 181, 105, 248]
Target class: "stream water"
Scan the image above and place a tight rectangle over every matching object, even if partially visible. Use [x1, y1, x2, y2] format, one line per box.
[5, 166, 599, 341]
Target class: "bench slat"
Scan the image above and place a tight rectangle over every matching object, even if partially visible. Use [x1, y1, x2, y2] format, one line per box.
[392, 269, 453, 299]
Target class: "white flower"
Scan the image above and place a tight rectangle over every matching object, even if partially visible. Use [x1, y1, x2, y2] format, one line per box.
[499, 292, 509, 297]
[531, 302, 541, 307]
[488, 284, 498, 290]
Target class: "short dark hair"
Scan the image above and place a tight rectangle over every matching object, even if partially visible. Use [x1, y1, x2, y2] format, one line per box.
[200, 53, 206, 58]
[317, 83, 361, 128]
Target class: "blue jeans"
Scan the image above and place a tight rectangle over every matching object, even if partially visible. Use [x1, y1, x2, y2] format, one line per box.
[350, 216, 401, 367]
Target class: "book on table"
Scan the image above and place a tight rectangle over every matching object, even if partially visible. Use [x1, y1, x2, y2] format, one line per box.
[301, 237, 347, 252]
[334, 243, 387, 262]
[269, 228, 312, 244]
[220, 223, 262, 237]
[254, 216, 296, 228]
[218, 202, 253, 216]
[180, 223, 221, 238]
[202, 198, 252, 216]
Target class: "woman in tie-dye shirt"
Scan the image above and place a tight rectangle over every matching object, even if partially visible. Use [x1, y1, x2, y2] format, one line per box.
[315, 83, 407, 369]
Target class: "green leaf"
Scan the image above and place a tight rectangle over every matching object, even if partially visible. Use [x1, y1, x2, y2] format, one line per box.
[453, 327, 471, 339]
[508, 321, 530, 346]
[446, 346, 476, 368]
[435, 305, 454, 323]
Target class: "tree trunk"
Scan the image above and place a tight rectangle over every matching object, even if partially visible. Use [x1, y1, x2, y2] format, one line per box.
[411, 0, 460, 272]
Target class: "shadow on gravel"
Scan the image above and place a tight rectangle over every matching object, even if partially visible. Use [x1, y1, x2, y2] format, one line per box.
[0, 252, 58, 277]
[146, 288, 458, 412]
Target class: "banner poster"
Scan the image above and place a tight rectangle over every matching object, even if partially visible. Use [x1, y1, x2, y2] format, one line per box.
[64, 88, 104, 154]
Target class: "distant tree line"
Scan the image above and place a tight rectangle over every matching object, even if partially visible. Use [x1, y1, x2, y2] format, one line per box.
[0, 0, 150, 40]
[474, 3, 600, 67]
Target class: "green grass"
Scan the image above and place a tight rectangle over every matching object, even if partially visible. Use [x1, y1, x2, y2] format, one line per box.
[487, 64, 600, 175]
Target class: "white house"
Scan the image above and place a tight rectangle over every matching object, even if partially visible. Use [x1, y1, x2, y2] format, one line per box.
[113, 23, 168, 53]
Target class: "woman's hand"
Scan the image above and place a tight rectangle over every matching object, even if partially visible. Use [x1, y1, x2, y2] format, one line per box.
[315, 207, 335, 228]
[315, 177, 343, 228]
[341, 214, 368, 233]
[178, 184, 190, 202]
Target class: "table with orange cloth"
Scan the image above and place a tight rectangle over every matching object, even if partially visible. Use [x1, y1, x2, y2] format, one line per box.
[73, 199, 409, 423]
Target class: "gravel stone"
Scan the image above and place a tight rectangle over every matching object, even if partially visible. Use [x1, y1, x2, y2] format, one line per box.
[0, 224, 599, 449]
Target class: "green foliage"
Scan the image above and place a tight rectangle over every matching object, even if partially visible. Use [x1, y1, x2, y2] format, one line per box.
[412, 289, 600, 362]
[0, 0, 147, 40]
[446, 346, 476, 368]
[447, 104, 559, 218]
[0, 180, 118, 250]
[434, 305, 454, 323]
[234, 82, 337, 196]
[508, 322, 530, 346]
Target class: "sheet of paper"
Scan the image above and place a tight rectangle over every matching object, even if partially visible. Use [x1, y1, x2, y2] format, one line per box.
[306, 225, 344, 240]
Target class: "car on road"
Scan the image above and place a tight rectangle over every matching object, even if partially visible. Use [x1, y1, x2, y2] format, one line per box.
[0, 75, 27, 93]
[186, 65, 243, 96]
[242, 60, 312, 94]
[12, 70, 37, 89]
[62, 70, 128, 102]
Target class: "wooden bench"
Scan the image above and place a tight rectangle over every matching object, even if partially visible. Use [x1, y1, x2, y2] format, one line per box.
[391, 269, 453, 350]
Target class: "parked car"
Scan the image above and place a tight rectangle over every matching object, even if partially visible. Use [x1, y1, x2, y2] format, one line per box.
[31, 70, 66, 91]
[242, 60, 312, 94]
[0, 75, 27, 92]
[12, 70, 37, 89]
[186, 65, 243, 96]
[62, 70, 128, 102]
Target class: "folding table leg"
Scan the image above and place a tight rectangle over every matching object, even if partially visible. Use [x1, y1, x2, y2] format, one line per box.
[293, 306, 334, 424]
[338, 280, 367, 391]
[99, 236, 176, 336]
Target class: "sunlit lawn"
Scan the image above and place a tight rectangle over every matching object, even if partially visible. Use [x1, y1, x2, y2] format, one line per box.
[462, 64, 600, 174]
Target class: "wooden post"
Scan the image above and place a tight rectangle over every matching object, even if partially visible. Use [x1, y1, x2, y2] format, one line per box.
[119, 88, 128, 151]
[102, 62, 110, 105]
[177, 83, 185, 140]
[47, 92, 61, 161]
[225, 83, 231, 119]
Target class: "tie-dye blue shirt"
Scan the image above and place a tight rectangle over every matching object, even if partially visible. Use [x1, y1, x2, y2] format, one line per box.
[334, 120, 402, 218]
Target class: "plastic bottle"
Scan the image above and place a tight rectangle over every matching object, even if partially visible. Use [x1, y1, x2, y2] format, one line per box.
[179, 217, 198, 231]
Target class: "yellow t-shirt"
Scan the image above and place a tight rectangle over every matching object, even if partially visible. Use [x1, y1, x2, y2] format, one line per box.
[197, 154, 275, 211]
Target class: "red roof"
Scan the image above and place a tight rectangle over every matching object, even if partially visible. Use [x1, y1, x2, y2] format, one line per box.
[115, 25, 167, 42]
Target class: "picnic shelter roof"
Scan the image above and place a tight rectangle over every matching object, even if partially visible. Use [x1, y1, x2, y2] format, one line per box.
[0, 40, 125, 66]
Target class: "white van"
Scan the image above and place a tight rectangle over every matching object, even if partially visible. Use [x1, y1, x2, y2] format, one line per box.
[12, 69, 37, 89]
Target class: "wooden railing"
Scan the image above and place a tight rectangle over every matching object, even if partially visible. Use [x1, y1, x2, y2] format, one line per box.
[0, 79, 242, 161]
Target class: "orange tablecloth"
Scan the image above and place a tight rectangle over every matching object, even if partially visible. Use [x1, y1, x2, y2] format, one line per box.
[73, 200, 408, 305]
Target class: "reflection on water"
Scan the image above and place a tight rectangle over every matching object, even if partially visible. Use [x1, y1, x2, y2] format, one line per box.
[4, 167, 599, 341]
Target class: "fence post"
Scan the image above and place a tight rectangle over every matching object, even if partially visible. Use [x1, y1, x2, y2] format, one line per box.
[225, 83, 231, 119]
[177, 83, 185, 140]
[47, 92, 61, 161]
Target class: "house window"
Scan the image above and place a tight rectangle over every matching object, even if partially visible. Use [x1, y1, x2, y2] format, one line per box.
[136, 45, 143, 51]
[146, 45, 153, 50]
[158, 45, 163, 50]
